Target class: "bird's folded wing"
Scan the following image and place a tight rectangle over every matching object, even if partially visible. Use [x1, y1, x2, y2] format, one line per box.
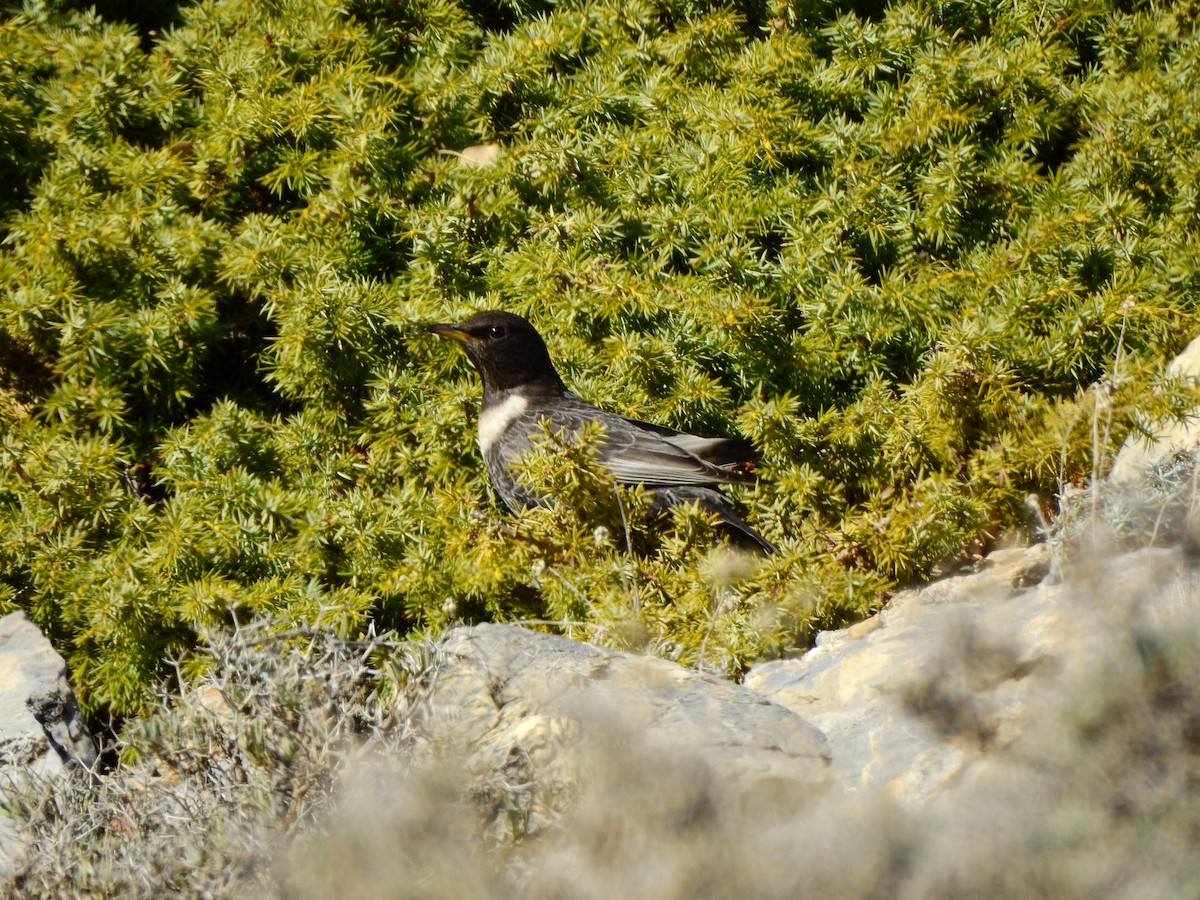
[600, 422, 755, 487]
[619, 416, 756, 469]
[536, 395, 757, 487]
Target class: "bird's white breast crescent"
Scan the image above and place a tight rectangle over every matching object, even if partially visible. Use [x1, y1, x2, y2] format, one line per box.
[477, 393, 529, 456]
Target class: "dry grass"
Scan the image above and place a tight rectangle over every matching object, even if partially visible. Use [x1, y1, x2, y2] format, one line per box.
[4, 622, 411, 898]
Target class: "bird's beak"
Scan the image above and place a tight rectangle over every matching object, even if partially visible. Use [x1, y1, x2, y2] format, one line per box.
[426, 323, 480, 344]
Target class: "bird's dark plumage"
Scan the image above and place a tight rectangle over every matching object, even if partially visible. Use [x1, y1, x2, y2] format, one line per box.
[428, 310, 775, 553]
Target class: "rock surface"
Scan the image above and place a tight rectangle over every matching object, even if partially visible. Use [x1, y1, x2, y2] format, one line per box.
[405, 535, 1198, 818]
[405, 623, 830, 835]
[745, 540, 1193, 801]
[407, 537, 1197, 817]
[0, 611, 97, 879]
[1110, 333, 1200, 485]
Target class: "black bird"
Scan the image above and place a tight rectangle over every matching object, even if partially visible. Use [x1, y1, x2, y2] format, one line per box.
[427, 310, 776, 553]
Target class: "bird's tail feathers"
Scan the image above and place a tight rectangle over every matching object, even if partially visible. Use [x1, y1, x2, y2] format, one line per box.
[649, 487, 777, 555]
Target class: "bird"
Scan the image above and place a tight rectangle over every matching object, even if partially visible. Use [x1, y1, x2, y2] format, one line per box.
[427, 310, 776, 553]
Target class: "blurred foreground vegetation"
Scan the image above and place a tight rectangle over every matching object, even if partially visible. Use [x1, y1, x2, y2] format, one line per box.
[10, 541, 1200, 896]
[1, 0, 1199, 714]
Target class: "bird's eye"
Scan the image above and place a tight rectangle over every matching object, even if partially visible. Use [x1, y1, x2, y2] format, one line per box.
[486, 325, 507, 338]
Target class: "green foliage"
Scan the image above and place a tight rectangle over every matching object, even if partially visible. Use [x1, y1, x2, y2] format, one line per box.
[2, 0, 1199, 712]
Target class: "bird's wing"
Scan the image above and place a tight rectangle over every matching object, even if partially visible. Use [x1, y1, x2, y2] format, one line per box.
[617, 416, 757, 469]
[546, 397, 754, 487]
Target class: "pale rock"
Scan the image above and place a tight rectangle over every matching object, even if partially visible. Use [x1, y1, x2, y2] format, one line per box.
[0, 611, 97, 879]
[1110, 333, 1200, 485]
[745, 541, 1198, 804]
[747, 545, 1057, 800]
[404, 623, 829, 836]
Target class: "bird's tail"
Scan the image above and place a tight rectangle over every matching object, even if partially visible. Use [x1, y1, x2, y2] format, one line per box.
[649, 487, 777, 555]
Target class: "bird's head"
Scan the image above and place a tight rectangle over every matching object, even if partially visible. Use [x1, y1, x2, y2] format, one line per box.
[427, 310, 565, 395]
